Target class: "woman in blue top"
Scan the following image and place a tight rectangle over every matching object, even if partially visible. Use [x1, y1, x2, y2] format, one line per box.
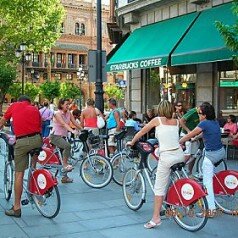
[180, 103, 225, 215]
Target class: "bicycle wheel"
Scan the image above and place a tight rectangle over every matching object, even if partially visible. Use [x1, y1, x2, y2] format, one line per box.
[172, 197, 208, 232]
[197, 157, 227, 179]
[80, 154, 113, 188]
[111, 152, 134, 186]
[32, 185, 61, 218]
[215, 191, 238, 214]
[122, 168, 145, 211]
[4, 161, 14, 201]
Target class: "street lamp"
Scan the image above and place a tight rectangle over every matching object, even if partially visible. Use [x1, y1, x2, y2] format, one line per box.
[15, 43, 32, 95]
[95, 0, 104, 113]
[77, 65, 85, 111]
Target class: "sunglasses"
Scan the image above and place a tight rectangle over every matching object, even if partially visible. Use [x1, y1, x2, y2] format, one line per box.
[177, 105, 182, 107]
[198, 112, 203, 115]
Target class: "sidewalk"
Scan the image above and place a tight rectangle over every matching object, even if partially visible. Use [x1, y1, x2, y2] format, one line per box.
[0, 152, 237, 238]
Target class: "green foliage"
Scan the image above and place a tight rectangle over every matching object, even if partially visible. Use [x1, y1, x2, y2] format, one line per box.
[0, 0, 65, 53]
[24, 83, 39, 101]
[0, 58, 16, 112]
[40, 81, 60, 102]
[215, 0, 238, 63]
[7, 82, 22, 100]
[150, 69, 160, 86]
[60, 82, 81, 99]
[104, 84, 124, 100]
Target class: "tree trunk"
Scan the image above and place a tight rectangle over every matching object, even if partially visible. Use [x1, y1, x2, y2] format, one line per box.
[0, 93, 5, 116]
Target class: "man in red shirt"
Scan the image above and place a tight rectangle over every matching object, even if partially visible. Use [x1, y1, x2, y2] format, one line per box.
[0, 95, 42, 217]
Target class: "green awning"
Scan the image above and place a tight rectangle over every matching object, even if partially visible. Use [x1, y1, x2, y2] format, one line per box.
[107, 12, 199, 72]
[171, 3, 236, 66]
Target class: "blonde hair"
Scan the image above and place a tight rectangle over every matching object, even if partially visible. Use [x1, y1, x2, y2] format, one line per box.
[157, 100, 173, 119]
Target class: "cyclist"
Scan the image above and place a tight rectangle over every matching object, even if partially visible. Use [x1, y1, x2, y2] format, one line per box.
[106, 98, 121, 157]
[50, 98, 82, 183]
[127, 100, 185, 229]
[179, 104, 209, 175]
[0, 95, 42, 218]
[179, 103, 225, 216]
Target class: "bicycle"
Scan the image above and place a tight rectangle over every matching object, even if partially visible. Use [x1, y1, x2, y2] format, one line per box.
[79, 130, 113, 188]
[0, 130, 15, 200]
[87, 129, 137, 186]
[3, 144, 61, 218]
[123, 141, 208, 232]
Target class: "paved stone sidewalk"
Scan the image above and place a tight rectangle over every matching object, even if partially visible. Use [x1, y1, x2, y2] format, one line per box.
[0, 152, 237, 238]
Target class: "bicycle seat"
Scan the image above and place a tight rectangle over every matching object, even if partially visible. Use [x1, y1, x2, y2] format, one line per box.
[114, 130, 127, 141]
[214, 159, 224, 167]
[170, 162, 185, 172]
[28, 148, 42, 156]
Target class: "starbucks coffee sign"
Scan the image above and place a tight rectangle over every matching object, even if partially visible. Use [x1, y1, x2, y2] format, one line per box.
[108, 58, 162, 72]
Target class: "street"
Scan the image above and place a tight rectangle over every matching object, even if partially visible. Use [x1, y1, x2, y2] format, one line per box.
[0, 147, 238, 238]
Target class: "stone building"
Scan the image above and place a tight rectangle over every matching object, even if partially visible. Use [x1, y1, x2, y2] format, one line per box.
[22, 0, 112, 103]
[107, 0, 237, 117]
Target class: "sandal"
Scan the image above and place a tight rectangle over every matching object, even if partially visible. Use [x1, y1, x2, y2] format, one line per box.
[144, 220, 162, 229]
[61, 164, 73, 173]
[61, 176, 73, 183]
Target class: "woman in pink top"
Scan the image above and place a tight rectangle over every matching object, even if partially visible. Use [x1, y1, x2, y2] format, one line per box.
[223, 114, 237, 135]
[80, 98, 104, 134]
[50, 98, 82, 183]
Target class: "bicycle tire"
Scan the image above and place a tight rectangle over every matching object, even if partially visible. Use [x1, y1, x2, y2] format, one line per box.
[80, 154, 113, 188]
[32, 185, 61, 218]
[197, 157, 227, 177]
[172, 197, 208, 232]
[111, 152, 134, 186]
[122, 168, 145, 211]
[4, 161, 14, 201]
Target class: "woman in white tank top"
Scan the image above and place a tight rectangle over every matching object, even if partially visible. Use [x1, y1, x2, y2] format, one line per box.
[127, 100, 185, 229]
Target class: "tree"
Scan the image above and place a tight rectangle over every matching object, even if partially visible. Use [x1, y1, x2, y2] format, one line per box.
[0, 58, 16, 113]
[7, 83, 22, 101]
[0, 0, 65, 80]
[60, 82, 81, 99]
[40, 81, 60, 102]
[104, 84, 124, 100]
[215, 0, 238, 63]
[24, 83, 39, 102]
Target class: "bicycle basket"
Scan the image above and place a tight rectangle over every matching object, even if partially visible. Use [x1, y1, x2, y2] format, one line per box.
[88, 134, 100, 148]
[136, 142, 154, 154]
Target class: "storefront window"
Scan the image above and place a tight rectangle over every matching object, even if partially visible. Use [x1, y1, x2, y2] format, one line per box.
[171, 74, 196, 110]
[219, 70, 238, 110]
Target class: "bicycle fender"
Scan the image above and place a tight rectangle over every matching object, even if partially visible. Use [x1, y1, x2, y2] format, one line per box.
[38, 147, 60, 165]
[166, 178, 206, 206]
[29, 169, 58, 195]
[213, 170, 238, 195]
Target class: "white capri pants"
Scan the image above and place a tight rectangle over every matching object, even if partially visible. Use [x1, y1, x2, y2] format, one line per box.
[154, 148, 185, 196]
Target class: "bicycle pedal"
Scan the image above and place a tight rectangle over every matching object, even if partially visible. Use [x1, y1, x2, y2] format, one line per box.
[21, 199, 29, 206]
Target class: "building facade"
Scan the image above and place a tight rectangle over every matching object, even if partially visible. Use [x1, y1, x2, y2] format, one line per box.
[20, 0, 113, 102]
[107, 0, 237, 117]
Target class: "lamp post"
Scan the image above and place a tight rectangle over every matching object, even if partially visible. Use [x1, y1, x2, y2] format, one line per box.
[95, 0, 104, 113]
[15, 43, 31, 95]
[77, 65, 85, 111]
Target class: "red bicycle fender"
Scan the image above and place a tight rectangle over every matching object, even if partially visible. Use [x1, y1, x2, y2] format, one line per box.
[166, 178, 206, 206]
[29, 169, 58, 195]
[213, 170, 238, 195]
[38, 147, 60, 165]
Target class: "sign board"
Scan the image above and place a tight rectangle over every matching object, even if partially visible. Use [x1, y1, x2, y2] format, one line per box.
[220, 80, 238, 87]
[88, 50, 107, 83]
